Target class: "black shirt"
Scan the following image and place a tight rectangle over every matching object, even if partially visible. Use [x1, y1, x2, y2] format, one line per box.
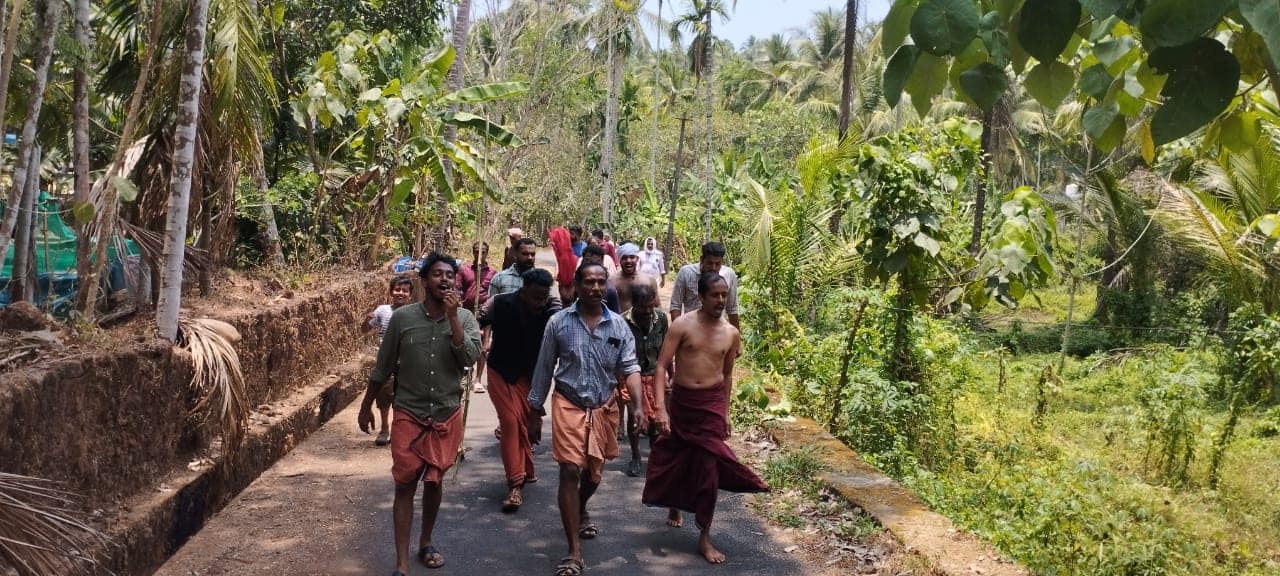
[481, 292, 561, 384]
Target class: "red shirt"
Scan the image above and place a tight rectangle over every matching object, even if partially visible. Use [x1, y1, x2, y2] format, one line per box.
[457, 262, 496, 311]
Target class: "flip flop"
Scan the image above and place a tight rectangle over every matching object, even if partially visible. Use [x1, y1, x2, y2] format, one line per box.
[524, 475, 538, 484]
[578, 522, 599, 539]
[555, 556, 584, 576]
[418, 544, 445, 569]
[625, 459, 642, 477]
[375, 431, 390, 446]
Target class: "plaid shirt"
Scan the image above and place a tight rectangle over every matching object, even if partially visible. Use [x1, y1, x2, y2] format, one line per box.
[488, 265, 526, 298]
[529, 303, 640, 410]
[670, 263, 740, 316]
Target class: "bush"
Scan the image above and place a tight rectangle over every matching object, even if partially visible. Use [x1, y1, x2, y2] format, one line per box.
[993, 321, 1120, 357]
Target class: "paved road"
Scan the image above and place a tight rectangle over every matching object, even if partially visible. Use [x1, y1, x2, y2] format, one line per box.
[158, 248, 805, 576]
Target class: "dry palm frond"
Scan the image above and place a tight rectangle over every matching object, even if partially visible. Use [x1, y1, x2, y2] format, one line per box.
[178, 317, 249, 450]
[118, 219, 211, 276]
[0, 473, 107, 575]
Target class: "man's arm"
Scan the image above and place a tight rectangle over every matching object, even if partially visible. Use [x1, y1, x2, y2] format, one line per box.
[360, 311, 401, 433]
[722, 328, 741, 437]
[669, 267, 686, 319]
[444, 291, 481, 367]
[618, 330, 643, 417]
[652, 321, 682, 435]
[726, 271, 741, 329]
[528, 316, 560, 411]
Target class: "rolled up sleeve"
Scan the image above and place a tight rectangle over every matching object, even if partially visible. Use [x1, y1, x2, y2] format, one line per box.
[617, 329, 640, 376]
[451, 311, 482, 367]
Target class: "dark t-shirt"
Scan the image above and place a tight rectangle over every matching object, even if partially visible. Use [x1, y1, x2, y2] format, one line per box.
[481, 292, 561, 383]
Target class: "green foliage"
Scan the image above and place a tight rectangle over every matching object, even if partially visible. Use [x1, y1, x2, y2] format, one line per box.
[1137, 367, 1206, 487]
[763, 447, 827, 497]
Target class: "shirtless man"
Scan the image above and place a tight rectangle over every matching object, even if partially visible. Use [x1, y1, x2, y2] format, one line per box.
[642, 271, 768, 564]
[612, 243, 659, 313]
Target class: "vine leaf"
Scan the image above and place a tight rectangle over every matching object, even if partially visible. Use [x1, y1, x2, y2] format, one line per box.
[1241, 0, 1280, 72]
[1017, 0, 1081, 63]
[1139, 0, 1236, 49]
[910, 0, 980, 56]
[1024, 61, 1075, 108]
[884, 45, 921, 107]
[883, 0, 921, 56]
[958, 62, 1009, 112]
[1149, 38, 1241, 145]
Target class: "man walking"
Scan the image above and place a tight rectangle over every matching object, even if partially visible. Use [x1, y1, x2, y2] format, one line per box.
[359, 253, 482, 574]
[670, 242, 741, 329]
[529, 263, 645, 576]
[644, 271, 768, 565]
[480, 268, 561, 513]
[623, 282, 668, 477]
[459, 241, 496, 393]
[501, 228, 523, 270]
[614, 242, 658, 313]
[490, 237, 538, 298]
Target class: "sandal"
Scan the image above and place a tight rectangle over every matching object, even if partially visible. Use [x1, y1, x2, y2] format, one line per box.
[502, 490, 523, 513]
[625, 459, 642, 478]
[375, 431, 390, 446]
[524, 475, 538, 484]
[418, 544, 445, 569]
[555, 556, 584, 576]
[578, 522, 599, 539]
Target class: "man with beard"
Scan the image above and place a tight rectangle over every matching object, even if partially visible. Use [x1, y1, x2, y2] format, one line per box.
[480, 268, 561, 513]
[643, 271, 768, 565]
[638, 237, 665, 288]
[613, 243, 659, 313]
[577, 245, 620, 312]
[360, 252, 482, 574]
[670, 242, 740, 329]
[489, 238, 538, 297]
[529, 263, 645, 576]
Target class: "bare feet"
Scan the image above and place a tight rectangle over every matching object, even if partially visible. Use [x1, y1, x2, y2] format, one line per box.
[666, 509, 683, 527]
[698, 531, 726, 564]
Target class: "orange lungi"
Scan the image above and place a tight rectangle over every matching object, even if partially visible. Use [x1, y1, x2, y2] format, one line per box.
[390, 407, 463, 485]
[551, 391, 619, 484]
[487, 368, 536, 487]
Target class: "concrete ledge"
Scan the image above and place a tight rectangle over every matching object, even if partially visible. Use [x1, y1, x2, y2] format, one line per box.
[90, 354, 374, 576]
[768, 417, 1028, 576]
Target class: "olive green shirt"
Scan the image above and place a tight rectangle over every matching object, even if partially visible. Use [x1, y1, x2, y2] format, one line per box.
[369, 302, 482, 422]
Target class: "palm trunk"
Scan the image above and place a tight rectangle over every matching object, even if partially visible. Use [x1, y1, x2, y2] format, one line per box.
[968, 106, 995, 256]
[600, 18, 622, 225]
[436, 0, 473, 252]
[665, 116, 688, 262]
[0, 0, 27, 177]
[837, 0, 857, 139]
[156, 0, 212, 341]
[701, 18, 715, 243]
[648, 0, 662, 188]
[78, 1, 164, 318]
[71, 0, 93, 297]
[10, 145, 39, 302]
[0, 0, 59, 264]
[245, 0, 283, 267]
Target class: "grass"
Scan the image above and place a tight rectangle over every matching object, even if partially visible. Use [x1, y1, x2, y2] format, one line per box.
[923, 347, 1280, 575]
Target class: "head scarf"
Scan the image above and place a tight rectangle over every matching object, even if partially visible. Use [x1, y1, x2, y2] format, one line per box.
[643, 237, 659, 252]
[617, 243, 640, 258]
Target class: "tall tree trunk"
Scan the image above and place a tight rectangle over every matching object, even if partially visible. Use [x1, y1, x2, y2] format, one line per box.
[0, 0, 27, 177]
[10, 146, 39, 302]
[79, 1, 164, 318]
[836, 0, 858, 140]
[246, 0, 283, 267]
[600, 15, 622, 225]
[648, 0, 662, 188]
[156, 0, 212, 341]
[71, 0, 93, 299]
[968, 106, 995, 256]
[435, 0, 473, 252]
[0, 0, 59, 264]
[701, 19, 715, 243]
[665, 116, 688, 263]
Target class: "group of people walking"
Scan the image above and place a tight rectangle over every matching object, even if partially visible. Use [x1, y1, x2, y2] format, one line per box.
[358, 228, 767, 576]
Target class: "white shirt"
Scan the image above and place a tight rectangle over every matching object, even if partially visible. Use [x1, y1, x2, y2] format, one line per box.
[638, 249, 665, 278]
[369, 304, 394, 341]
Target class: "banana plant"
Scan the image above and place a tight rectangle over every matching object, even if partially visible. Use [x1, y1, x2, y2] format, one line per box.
[294, 30, 526, 220]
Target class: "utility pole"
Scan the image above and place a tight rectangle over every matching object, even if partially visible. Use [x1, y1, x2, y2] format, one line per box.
[665, 116, 689, 263]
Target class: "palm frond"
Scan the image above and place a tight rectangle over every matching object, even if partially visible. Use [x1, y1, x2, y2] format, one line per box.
[179, 317, 250, 451]
[0, 473, 107, 575]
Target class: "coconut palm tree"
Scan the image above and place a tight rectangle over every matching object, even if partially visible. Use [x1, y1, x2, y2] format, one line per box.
[437, 0, 473, 251]
[837, 0, 857, 138]
[156, 0, 212, 341]
[0, 0, 60, 265]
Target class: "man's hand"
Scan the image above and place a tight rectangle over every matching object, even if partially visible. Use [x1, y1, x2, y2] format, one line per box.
[443, 290, 461, 318]
[527, 409, 543, 444]
[652, 408, 671, 437]
[357, 403, 375, 434]
[630, 403, 647, 434]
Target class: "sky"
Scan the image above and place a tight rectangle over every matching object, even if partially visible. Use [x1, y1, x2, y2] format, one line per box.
[710, 0, 892, 48]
